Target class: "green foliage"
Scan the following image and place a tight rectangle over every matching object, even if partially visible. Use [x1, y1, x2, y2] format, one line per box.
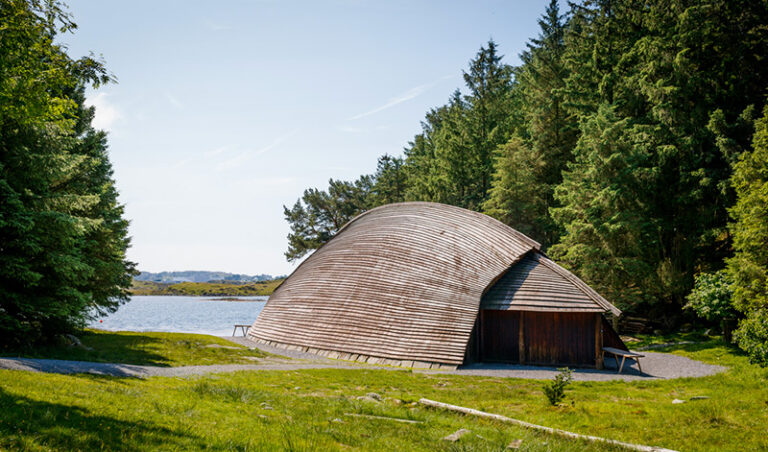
[542, 367, 573, 406]
[485, 0, 573, 248]
[733, 310, 768, 366]
[685, 271, 736, 323]
[727, 104, 768, 366]
[0, 0, 135, 348]
[551, 0, 768, 317]
[283, 175, 373, 262]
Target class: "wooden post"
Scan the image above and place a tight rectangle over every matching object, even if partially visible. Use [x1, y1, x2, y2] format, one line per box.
[518, 311, 526, 364]
[595, 313, 604, 369]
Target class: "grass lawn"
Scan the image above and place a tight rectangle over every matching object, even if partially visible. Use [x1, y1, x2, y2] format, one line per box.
[0, 330, 268, 366]
[0, 332, 766, 451]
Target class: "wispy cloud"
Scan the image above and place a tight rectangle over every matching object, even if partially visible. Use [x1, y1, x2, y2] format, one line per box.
[85, 93, 121, 131]
[216, 129, 299, 171]
[347, 75, 453, 121]
[337, 125, 364, 133]
[204, 21, 233, 31]
[165, 93, 184, 109]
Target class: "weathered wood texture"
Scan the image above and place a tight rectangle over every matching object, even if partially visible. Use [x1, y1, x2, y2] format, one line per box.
[249, 202, 541, 366]
[523, 312, 597, 366]
[479, 310, 520, 362]
[481, 252, 621, 315]
[480, 311, 601, 367]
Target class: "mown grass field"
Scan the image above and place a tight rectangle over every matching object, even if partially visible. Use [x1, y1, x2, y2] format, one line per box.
[1, 333, 766, 451]
[0, 330, 268, 366]
[131, 279, 284, 297]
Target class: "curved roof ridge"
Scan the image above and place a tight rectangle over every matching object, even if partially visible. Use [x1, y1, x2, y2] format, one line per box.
[337, 202, 542, 250]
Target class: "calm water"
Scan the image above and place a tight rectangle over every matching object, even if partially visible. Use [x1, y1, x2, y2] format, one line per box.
[88, 295, 267, 336]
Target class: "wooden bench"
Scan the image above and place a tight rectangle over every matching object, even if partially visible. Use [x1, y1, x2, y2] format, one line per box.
[232, 324, 251, 337]
[602, 347, 644, 373]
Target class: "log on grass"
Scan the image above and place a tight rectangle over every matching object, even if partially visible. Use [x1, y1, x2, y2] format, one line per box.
[418, 398, 677, 452]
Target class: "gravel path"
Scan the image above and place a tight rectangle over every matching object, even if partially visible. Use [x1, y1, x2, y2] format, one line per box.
[0, 357, 364, 378]
[441, 351, 726, 381]
[0, 336, 726, 381]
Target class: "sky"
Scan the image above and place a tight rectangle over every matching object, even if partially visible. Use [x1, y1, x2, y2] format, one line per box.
[60, 0, 560, 276]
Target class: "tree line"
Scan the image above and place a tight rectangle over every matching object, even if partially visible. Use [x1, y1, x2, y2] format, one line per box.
[285, 0, 768, 365]
[1, 0, 135, 348]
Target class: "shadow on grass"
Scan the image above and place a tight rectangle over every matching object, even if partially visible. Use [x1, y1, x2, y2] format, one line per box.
[1, 331, 172, 367]
[0, 387, 200, 450]
[645, 338, 745, 355]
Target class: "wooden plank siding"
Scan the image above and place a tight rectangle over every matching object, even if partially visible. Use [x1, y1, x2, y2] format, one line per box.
[481, 252, 620, 315]
[523, 312, 597, 367]
[479, 310, 520, 362]
[249, 202, 541, 366]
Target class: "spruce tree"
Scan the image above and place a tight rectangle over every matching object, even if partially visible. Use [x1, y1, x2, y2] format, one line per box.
[0, 0, 134, 347]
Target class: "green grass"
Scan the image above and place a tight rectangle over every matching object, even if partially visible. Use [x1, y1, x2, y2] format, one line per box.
[0, 330, 268, 366]
[130, 279, 284, 296]
[1, 334, 766, 451]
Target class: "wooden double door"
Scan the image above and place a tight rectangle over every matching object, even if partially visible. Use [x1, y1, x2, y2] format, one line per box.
[479, 310, 600, 367]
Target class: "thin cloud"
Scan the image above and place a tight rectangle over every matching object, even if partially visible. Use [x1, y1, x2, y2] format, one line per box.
[204, 21, 233, 31]
[165, 93, 184, 109]
[347, 74, 453, 121]
[216, 129, 299, 171]
[85, 93, 121, 131]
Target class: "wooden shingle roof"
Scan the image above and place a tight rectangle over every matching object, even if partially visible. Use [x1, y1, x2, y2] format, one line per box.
[249, 202, 540, 367]
[481, 252, 621, 316]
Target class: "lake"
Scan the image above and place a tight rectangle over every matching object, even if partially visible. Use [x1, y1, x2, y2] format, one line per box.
[87, 295, 267, 336]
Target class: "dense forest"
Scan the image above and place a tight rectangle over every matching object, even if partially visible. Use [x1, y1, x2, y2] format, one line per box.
[285, 0, 768, 365]
[0, 0, 135, 348]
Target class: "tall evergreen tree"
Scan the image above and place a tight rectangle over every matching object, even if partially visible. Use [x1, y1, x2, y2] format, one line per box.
[484, 0, 573, 247]
[370, 154, 407, 206]
[0, 0, 135, 347]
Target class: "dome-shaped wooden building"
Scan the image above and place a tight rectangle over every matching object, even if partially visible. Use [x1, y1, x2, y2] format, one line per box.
[249, 202, 626, 369]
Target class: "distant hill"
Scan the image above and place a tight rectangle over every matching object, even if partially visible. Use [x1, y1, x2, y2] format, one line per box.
[130, 279, 284, 296]
[135, 270, 284, 283]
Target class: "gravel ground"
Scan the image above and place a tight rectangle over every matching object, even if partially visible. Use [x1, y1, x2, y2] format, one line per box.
[0, 357, 365, 378]
[440, 351, 726, 381]
[0, 336, 726, 381]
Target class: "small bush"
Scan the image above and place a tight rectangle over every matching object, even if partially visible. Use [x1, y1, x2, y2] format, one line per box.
[542, 368, 573, 406]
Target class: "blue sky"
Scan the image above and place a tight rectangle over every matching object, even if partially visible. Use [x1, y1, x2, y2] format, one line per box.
[61, 0, 558, 275]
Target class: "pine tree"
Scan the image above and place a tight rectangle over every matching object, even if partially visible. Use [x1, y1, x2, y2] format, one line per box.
[284, 176, 374, 262]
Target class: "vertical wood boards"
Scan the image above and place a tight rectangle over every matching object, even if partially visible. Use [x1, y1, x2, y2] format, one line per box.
[523, 312, 596, 366]
[479, 310, 610, 367]
[479, 310, 520, 362]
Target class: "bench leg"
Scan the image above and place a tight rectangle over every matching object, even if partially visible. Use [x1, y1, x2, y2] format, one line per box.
[619, 356, 626, 373]
[636, 358, 642, 373]
[232, 326, 237, 337]
[615, 355, 620, 370]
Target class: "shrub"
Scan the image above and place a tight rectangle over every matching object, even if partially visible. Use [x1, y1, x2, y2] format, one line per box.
[685, 270, 738, 341]
[543, 367, 573, 406]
